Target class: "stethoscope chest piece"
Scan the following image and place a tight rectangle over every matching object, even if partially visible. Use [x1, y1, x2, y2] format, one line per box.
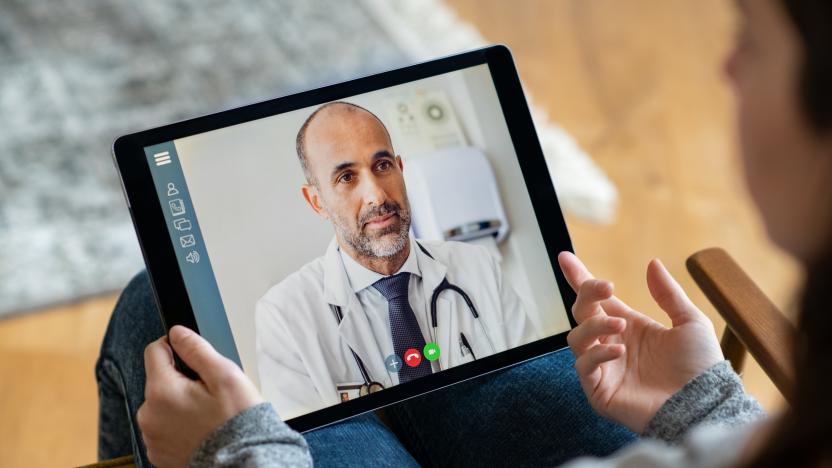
[359, 382, 385, 396]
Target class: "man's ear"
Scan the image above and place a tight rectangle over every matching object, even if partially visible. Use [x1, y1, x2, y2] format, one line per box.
[301, 184, 329, 219]
[396, 155, 404, 172]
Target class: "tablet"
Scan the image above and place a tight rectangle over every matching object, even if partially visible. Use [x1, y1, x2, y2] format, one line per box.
[113, 45, 577, 432]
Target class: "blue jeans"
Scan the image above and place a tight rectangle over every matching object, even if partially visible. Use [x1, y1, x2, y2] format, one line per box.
[97, 272, 636, 467]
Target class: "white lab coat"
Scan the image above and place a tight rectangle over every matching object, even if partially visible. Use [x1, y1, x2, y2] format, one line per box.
[255, 238, 537, 420]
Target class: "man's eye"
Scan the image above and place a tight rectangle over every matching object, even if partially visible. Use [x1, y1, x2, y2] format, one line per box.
[377, 160, 392, 171]
[338, 173, 354, 184]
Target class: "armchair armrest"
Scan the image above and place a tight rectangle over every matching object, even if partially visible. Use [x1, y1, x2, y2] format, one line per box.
[78, 455, 135, 467]
[686, 247, 795, 401]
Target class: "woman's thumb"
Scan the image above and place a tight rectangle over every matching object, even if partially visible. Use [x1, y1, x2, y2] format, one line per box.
[646, 259, 699, 326]
[168, 325, 230, 385]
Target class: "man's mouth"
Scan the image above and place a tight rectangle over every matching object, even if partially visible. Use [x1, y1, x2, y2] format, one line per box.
[364, 212, 397, 230]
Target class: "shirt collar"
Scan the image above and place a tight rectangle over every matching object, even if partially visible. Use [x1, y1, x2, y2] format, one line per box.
[339, 240, 421, 293]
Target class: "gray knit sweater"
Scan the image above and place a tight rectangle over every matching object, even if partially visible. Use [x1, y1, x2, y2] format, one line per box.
[188, 360, 765, 467]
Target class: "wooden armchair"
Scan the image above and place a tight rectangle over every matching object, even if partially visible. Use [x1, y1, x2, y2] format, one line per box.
[686, 247, 796, 402]
[78, 455, 134, 468]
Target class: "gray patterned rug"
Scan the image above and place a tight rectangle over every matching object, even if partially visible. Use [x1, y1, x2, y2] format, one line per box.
[0, 0, 617, 318]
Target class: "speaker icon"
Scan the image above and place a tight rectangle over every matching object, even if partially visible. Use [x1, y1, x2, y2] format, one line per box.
[185, 251, 200, 264]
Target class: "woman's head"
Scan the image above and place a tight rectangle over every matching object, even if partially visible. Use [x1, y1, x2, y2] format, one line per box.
[726, 0, 832, 261]
[728, 2, 832, 466]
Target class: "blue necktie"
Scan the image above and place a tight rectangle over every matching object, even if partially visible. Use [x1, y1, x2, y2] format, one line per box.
[373, 273, 432, 383]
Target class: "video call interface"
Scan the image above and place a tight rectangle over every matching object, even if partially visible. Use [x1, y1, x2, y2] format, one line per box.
[143, 63, 571, 421]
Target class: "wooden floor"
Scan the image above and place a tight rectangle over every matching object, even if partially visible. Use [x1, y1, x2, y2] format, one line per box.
[0, 1, 800, 466]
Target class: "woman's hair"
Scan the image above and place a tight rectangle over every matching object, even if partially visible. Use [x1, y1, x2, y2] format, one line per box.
[782, 0, 832, 131]
[749, 2, 832, 466]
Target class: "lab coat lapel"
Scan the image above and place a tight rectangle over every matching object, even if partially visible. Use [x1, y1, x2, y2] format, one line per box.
[322, 238, 392, 387]
[414, 242, 448, 304]
[322, 238, 350, 308]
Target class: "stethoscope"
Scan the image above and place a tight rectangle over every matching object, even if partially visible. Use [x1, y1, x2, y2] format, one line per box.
[330, 242, 496, 395]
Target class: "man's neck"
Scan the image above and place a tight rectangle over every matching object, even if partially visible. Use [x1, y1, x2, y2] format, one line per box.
[340, 238, 410, 276]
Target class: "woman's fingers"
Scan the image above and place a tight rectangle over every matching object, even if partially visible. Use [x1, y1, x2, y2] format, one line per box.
[574, 343, 626, 391]
[144, 336, 179, 382]
[558, 251, 594, 291]
[646, 259, 699, 326]
[168, 325, 239, 392]
[573, 278, 614, 323]
[567, 314, 626, 355]
[559, 251, 635, 319]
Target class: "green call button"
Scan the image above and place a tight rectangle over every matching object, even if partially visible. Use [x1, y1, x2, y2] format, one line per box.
[423, 342, 441, 362]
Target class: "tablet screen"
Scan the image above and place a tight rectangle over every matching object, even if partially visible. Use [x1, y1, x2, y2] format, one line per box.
[141, 62, 570, 421]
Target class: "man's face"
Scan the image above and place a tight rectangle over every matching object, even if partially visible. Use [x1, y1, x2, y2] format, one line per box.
[301, 106, 412, 259]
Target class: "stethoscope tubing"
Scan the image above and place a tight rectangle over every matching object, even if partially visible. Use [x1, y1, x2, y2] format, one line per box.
[331, 242, 497, 390]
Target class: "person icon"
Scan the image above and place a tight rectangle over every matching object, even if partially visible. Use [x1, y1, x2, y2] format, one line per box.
[167, 183, 179, 197]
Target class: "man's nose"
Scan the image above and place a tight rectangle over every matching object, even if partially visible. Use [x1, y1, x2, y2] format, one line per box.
[360, 175, 387, 206]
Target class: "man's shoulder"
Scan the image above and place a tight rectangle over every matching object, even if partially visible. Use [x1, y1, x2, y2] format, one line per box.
[257, 256, 327, 309]
[417, 239, 495, 265]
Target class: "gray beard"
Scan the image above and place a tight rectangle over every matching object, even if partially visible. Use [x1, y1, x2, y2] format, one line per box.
[332, 207, 411, 259]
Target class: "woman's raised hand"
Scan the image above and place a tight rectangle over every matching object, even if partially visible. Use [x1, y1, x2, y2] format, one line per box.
[558, 252, 724, 432]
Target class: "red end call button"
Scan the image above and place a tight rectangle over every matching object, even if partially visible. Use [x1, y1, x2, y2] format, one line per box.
[404, 348, 422, 367]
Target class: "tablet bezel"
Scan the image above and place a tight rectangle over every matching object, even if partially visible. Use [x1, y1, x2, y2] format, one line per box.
[113, 45, 578, 432]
